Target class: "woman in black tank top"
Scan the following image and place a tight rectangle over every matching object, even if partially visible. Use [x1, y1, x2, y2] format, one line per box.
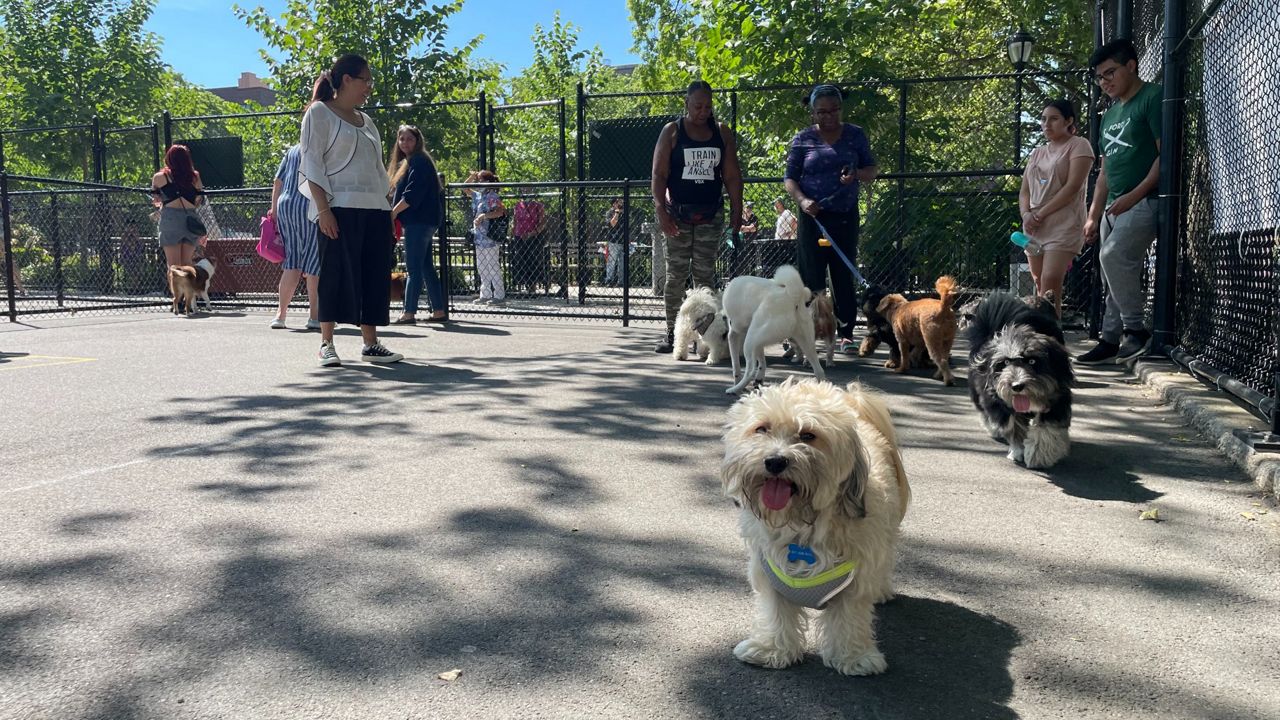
[650, 81, 744, 353]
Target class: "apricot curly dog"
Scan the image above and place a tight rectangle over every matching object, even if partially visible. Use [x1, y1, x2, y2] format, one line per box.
[876, 276, 959, 386]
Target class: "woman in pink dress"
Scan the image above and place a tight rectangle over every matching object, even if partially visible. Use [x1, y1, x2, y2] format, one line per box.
[1019, 99, 1095, 317]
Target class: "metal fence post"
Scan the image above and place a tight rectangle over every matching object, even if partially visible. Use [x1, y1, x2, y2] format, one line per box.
[1117, 0, 1134, 39]
[578, 83, 586, 302]
[1, 173, 15, 321]
[558, 98, 569, 298]
[487, 102, 497, 173]
[896, 82, 908, 280]
[50, 194, 64, 308]
[162, 111, 172, 150]
[151, 122, 161, 172]
[1152, 0, 1187, 355]
[438, 216, 452, 316]
[622, 179, 631, 327]
[477, 92, 487, 172]
[91, 116, 105, 183]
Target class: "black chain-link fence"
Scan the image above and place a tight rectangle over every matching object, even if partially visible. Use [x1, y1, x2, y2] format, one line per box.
[1171, 0, 1280, 421]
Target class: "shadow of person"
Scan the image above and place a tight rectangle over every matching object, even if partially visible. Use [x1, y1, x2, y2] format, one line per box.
[681, 595, 1020, 720]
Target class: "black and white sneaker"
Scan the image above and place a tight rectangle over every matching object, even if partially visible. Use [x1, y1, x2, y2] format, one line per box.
[318, 342, 341, 367]
[360, 343, 403, 363]
[1115, 330, 1152, 363]
[1074, 340, 1119, 365]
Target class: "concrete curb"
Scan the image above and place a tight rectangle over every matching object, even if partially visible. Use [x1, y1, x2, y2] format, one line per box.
[1135, 359, 1280, 502]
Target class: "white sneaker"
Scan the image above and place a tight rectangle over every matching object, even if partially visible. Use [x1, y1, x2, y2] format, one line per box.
[360, 343, 404, 363]
[270, 317, 287, 329]
[304, 319, 321, 331]
[318, 342, 341, 367]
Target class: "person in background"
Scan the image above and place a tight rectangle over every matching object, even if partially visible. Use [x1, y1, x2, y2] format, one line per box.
[151, 144, 206, 285]
[269, 144, 321, 330]
[298, 53, 402, 367]
[773, 197, 797, 240]
[784, 84, 878, 355]
[462, 170, 506, 305]
[1077, 38, 1163, 365]
[388, 125, 446, 324]
[1018, 99, 1094, 319]
[603, 197, 626, 287]
[650, 80, 744, 353]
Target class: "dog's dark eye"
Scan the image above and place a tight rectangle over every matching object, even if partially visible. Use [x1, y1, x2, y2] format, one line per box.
[798, 432, 816, 443]
[993, 361, 1006, 372]
[1027, 357, 1037, 367]
[755, 425, 770, 434]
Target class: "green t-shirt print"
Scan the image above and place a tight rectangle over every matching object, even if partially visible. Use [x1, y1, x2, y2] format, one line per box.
[1100, 82, 1162, 203]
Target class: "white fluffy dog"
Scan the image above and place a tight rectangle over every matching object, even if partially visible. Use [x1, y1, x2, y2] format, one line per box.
[723, 265, 825, 394]
[674, 287, 730, 364]
[722, 378, 910, 676]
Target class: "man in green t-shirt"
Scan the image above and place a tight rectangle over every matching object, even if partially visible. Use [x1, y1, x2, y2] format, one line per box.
[1077, 39, 1163, 366]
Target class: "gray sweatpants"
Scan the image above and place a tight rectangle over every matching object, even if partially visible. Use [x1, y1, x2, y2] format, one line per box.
[1099, 197, 1157, 344]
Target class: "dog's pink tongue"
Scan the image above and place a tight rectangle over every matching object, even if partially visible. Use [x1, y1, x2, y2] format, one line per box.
[1013, 394, 1032, 413]
[762, 477, 793, 511]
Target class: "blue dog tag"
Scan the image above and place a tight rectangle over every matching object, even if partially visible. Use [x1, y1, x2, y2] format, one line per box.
[787, 544, 817, 565]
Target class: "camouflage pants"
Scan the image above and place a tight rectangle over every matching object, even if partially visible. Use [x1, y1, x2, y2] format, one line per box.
[663, 219, 722, 328]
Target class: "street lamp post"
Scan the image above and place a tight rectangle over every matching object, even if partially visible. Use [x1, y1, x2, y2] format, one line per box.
[1007, 29, 1036, 165]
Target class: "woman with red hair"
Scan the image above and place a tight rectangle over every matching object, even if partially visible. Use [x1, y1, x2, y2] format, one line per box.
[151, 144, 206, 274]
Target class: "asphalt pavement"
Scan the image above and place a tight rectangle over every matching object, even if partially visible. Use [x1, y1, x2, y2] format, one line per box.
[2, 312, 1277, 720]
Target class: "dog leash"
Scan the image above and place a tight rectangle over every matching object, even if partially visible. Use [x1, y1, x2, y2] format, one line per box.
[812, 215, 870, 290]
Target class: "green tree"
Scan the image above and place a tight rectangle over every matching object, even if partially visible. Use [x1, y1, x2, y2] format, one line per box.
[0, 0, 166, 179]
[233, 0, 492, 183]
[494, 13, 632, 180]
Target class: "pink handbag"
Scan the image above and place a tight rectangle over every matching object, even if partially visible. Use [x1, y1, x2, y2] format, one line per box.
[256, 214, 285, 264]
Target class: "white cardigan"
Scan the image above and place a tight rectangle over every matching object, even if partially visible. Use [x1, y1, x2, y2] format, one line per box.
[297, 102, 390, 220]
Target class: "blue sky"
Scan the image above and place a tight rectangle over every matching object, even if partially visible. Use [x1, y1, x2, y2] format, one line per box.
[144, 0, 641, 89]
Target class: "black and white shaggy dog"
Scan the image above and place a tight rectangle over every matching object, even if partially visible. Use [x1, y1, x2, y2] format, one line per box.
[966, 292, 1074, 469]
[858, 285, 902, 368]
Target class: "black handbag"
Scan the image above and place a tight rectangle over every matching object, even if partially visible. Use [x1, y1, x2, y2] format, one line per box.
[185, 212, 207, 237]
[669, 203, 721, 225]
[488, 214, 509, 242]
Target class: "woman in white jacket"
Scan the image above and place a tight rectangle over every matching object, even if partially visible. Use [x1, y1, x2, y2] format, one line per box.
[298, 54, 402, 367]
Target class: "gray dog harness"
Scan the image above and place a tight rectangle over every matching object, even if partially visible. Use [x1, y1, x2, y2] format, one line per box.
[760, 550, 857, 610]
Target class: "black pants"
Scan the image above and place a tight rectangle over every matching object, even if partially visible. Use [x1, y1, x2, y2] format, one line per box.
[317, 207, 393, 326]
[796, 209, 859, 339]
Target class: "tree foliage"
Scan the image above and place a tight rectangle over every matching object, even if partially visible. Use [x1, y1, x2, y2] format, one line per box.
[0, 0, 169, 179]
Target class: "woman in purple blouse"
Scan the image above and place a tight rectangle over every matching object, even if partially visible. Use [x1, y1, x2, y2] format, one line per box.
[784, 84, 879, 354]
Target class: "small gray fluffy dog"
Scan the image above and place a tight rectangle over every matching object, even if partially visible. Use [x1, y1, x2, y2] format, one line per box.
[674, 286, 729, 364]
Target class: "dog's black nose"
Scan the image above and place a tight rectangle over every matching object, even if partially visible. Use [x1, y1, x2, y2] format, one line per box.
[1011, 381, 1025, 392]
[764, 456, 789, 475]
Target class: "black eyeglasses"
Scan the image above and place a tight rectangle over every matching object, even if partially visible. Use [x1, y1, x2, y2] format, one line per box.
[1093, 67, 1120, 85]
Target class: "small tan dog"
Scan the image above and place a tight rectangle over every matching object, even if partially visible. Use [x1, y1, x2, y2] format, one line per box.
[722, 378, 910, 676]
[876, 275, 959, 385]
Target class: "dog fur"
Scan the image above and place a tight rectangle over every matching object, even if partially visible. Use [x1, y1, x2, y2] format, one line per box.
[722, 378, 910, 676]
[390, 271, 407, 303]
[876, 276, 959, 385]
[674, 287, 730, 364]
[783, 293, 837, 369]
[966, 292, 1074, 469]
[723, 265, 826, 394]
[858, 285, 902, 369]
[168, 258, 217, 316]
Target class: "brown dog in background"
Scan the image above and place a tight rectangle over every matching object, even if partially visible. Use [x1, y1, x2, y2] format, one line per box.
[389, 272, 407, 303]
[876, 275, 959, 385]
[781, 291, 838, 368]
[168, 258, 217, 316]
